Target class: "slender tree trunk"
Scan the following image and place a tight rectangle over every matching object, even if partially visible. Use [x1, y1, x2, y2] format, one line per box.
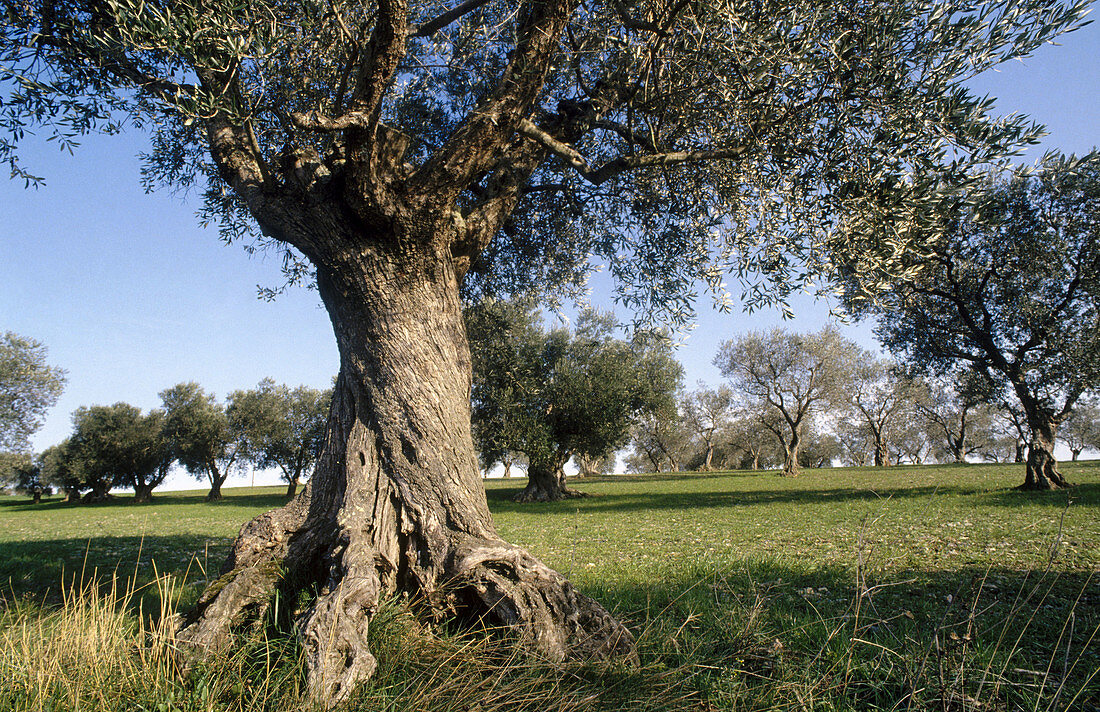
[703, 441, 715, 471]
[783, 427, 801, 477]
[175, 233, 630, 706]
[285, 475, 299, 498]
[1015, 440, 1026, 463]
[206, 467, 227, 502]
[32, 490, 41, 505]
[1021, 416, 1071, 490]
[1071, 448, 1081, 462]
[501, 457, 512, 478]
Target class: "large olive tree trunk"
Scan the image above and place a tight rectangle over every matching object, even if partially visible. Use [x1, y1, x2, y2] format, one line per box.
[175, 227, 632, 707]
[1022, 417, 1071, 490]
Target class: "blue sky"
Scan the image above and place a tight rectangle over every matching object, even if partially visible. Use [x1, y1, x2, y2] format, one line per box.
[2, 17, 1098, 487]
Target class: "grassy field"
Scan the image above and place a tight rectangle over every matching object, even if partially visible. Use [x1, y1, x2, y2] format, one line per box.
[1, 461, 1098, 711]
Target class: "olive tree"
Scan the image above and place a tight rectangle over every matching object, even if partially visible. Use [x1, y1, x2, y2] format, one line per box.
[681, 384, 735, 471]
[1, 0, 1085, 702]
[468, 303, 681, 501]
[161, 383, 245, 501]
[853, 155, 1100, 488]
[626, 403, 693, 473]
[66, 403, 172, 502]
[917, 370, 998, 464]
[844, 357, 923, 467]
[229, 380, 332, 497]
[717, 326, 859, 476]
[1061, 401, 1100, 461]
[0, 332, 66, 452]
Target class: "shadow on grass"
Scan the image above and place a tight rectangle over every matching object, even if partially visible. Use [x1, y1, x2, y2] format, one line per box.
[485, 483, 1080, 515]
[588, 559, 1100, 711]
[0, 489, 292, 514]
[0, 534, 232, 615]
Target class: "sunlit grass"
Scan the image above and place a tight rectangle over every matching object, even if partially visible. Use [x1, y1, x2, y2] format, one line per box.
[1, 461, 1097, 710]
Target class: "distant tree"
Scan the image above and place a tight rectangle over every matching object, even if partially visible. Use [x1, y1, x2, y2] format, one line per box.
[798, 432, 841, 469]
[835, 419, 875, 467]
[229, 380, 332, 497]
[917, 370, 997, 464]
[0, 451, 32, 492]
[627, 403, 693, 474]
[127, 409, 174, 503]
[66, 403, 172, 502]
[887, 406, 935, 465]
[718, 415, 783, 471]
[468, 304, 681, 501]
[717, 326, 859, 476]
[0, 332, 66, 452]
[682, 384, 735, 471]
[1061, 401, 1100, 461]
[845, 358, 923, 466]
[161, 383, 244, 501]
[7, 454, 50, 503]
[850, 155, 1100, 489]
[38, 440, 81, 502]
[992, 400, 1029, 463]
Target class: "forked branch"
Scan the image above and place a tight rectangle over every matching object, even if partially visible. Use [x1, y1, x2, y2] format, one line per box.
[516, 118, 748, 186]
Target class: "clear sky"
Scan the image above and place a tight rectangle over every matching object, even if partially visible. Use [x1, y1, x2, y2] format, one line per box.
[2, 16, 1098, 488]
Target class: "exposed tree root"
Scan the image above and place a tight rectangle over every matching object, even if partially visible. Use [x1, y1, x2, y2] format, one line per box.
[175, 484, 634, 709]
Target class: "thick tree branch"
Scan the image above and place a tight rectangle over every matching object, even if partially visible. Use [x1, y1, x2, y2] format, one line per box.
[411, 0, 492, 38]
[408, 0, 577, 201]
[516, 118, 747, 186]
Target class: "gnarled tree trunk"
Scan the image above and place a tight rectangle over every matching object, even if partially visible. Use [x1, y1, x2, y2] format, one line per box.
[515, 451, 584, 502]
[175, 228, 631, 707]
[133, 483, 154, 503]
[206, 467, 227, 501]
[1021, 417, 1071, 490]
[783, 427, 802, 477]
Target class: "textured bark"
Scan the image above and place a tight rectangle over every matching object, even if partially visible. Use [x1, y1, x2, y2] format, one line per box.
[702, 442, 715, 471]
[285, 476, 299, 498]
[782, 429, 801, 477]
[206, 472, 226, 502]
[133, 483, 154, 503]
[872, 434, 889, 467]
[175, 231, 632, 707]
[515, 455, 586, 502]
[1020, 418, 1071, 490]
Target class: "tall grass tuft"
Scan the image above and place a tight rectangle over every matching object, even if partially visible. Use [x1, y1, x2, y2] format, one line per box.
[0, 567, 181, 711]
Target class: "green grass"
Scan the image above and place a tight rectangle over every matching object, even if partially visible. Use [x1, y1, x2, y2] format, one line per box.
[2, 461, 1098, 711]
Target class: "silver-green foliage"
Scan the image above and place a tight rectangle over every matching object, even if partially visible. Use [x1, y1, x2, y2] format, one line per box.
[0, 332, 66, 452]
[1, 0, 1086, 321]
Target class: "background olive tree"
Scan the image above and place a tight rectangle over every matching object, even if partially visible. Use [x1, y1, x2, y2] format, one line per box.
[716, 326, 860, 476]
[0, 332, 66, 453]
[851, 154, 1100, 489]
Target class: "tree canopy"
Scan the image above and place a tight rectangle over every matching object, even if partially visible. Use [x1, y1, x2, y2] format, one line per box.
[161, 382, 244, 501]
[2, 0, 1085, 318]
[0, 332, 66, 452]
[849, 153, 1100, 488]
[467, 301, 681, 501]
